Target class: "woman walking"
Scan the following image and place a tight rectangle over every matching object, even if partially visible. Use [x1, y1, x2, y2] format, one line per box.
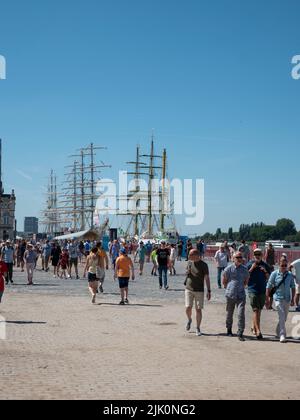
[51, 242, 61, 278]
[84, 247, 99, 304]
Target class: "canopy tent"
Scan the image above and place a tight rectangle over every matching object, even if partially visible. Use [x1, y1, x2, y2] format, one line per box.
[54, 229, 101, 242]
[54, 219, 109, 242]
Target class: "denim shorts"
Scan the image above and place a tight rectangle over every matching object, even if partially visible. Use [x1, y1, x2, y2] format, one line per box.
[118, 277, 129, 289]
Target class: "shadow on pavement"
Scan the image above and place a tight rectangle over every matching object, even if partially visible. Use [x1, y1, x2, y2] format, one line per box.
[167, 289, 185, 292]
[96, 303, 162, 308]
[194, 332, 300, 344]
[2, 321, 47, 325]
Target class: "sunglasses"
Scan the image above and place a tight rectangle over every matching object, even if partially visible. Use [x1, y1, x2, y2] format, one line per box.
[280, 265, 288, 268]
[235, 256, 243, 259]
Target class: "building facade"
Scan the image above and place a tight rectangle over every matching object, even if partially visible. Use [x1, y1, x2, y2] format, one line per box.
[0, 191, 16, 240]
[0, 139, 16, 241]
[24, 217, 39, 235]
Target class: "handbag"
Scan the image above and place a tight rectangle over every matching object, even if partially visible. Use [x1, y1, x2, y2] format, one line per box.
[184, 261, 193, 286]
[269, 272, 288, 297]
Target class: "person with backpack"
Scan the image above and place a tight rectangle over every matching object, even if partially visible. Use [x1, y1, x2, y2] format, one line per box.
[266, 257, 296, 343]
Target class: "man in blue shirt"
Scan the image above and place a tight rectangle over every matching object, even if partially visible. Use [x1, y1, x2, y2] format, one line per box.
[266, 257, 295, 343]
[42, 240, 52, 272]
[247, 249, 271, 340]
[110, 240, 120, 270]
[223, 252, 250, 341]
[135, 242, 146, 276]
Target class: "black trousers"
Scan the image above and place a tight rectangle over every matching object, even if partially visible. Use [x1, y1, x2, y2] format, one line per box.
[5, 263, 13, 283]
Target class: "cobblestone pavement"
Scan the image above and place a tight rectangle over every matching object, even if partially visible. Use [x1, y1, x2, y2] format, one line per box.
[0, 259, 300, 400]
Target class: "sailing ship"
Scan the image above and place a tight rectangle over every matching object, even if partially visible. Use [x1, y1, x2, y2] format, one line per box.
[40, 136, 178, 242]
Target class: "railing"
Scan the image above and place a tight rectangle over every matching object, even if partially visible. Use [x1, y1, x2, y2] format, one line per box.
[205, 246, 300, 263]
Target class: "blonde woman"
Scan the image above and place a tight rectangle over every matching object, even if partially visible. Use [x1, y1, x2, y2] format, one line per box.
[84, 247, 99, 304]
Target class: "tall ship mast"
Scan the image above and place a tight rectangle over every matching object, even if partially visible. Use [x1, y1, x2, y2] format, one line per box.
[40, 169, 60, 235]
[118, 134, 176, 239]
[41, 143, 111, 235]
[59, 142, 111, 232]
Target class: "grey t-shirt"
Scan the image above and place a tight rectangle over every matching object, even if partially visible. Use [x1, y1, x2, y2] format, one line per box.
[185, 260, 209, 292]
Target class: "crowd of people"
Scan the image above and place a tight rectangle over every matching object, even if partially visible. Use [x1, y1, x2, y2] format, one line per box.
[208, 242, 298, 342]
[0, 237, 299, 344]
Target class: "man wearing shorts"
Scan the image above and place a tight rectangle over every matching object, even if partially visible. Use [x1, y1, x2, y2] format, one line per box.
[247, 249, 271, 339]
[185, 249, 211, 336]
[114, 248, 135, 305]
[290, 258, 300, 311]
[96, 242, 109, 293]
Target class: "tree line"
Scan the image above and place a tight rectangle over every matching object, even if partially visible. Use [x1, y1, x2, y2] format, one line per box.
[200, 219, 300, 243]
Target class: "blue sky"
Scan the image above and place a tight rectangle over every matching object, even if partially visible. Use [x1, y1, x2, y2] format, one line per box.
[0, 0, 299, 235]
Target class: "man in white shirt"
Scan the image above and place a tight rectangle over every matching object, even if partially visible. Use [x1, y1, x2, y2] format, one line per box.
[290, 259, 300, 311]
[214, 244, 229, 289]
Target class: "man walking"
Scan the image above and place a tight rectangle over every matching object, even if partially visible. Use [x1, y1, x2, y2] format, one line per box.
[289, 258, 300, 311]
[68, 240, 80, 279]
[42, 240, 52, 272]
[110, 240, 120, 270]
[135, 241, 146, 276]
[214, 244, 228, 289]
[185, 249, 211, 336]
[238, 240, 250, 263]
[156, 241, 170, 290]
[114, 248, 135, 305]
[265, 243, 276, 272]
[24, 243, 37, 285]
[266, 257, 295, 343]
[247, 249, 271, 339]
[223, 252, 250, 341]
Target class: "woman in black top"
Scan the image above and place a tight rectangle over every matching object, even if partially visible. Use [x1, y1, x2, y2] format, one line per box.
[51, 243, 62, 278]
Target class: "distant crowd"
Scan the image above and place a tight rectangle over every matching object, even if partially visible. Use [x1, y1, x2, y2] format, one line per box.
[0, 237, 299, 344]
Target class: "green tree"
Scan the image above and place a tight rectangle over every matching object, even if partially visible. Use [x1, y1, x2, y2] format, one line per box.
[215, 228, 222, 240]
[276, 219, 297, 240]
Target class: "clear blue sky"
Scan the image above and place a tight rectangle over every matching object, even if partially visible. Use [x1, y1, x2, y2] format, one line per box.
[0, 0, 299, 235]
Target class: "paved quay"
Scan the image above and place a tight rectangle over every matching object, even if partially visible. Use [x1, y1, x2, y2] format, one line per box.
[0, 260, 300, 400]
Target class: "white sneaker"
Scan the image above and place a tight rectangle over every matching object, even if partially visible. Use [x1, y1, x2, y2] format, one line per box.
[280, 335, 287, 343]
[196, 328, 202, 337]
